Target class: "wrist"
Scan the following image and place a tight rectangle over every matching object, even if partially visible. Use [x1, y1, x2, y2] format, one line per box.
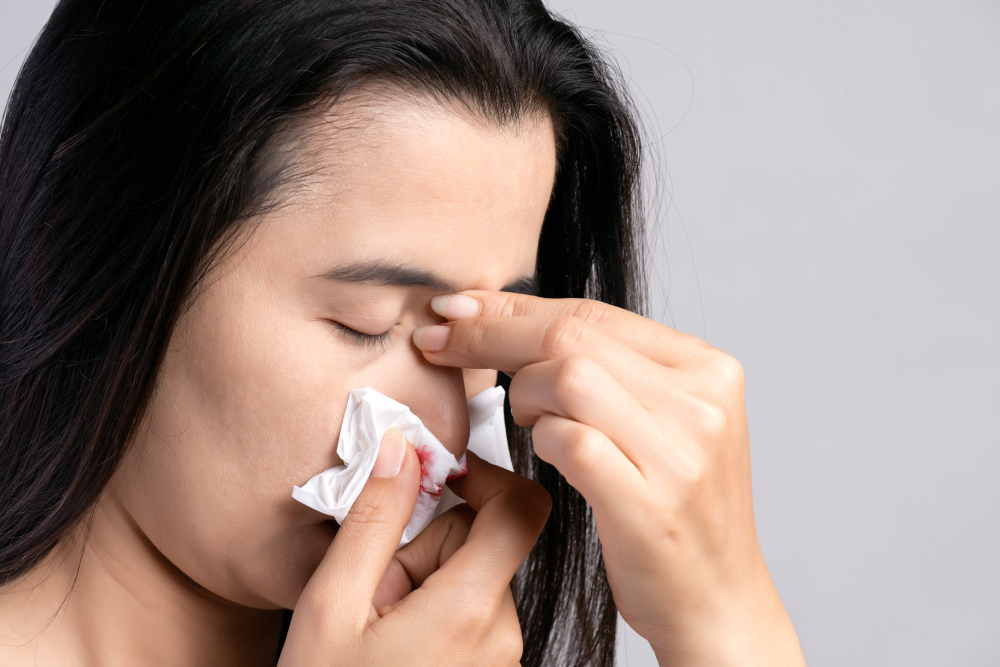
[650, 613, 805, 667]
[647, 569, 806, 667]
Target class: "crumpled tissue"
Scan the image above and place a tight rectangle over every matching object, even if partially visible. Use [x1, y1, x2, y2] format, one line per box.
[292, 386, 513, 546]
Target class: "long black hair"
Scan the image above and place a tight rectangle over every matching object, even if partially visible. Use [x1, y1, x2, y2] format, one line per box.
[0, 1, 644, 664]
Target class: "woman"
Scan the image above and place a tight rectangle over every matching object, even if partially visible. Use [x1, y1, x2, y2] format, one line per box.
[0, 0, 807, 664]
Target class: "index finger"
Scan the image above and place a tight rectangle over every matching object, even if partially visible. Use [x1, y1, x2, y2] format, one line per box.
[418, 452, 551, 600]
[443, 290, 709, 368]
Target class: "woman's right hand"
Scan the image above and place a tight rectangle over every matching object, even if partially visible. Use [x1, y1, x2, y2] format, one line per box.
[277, 430, 552, 667]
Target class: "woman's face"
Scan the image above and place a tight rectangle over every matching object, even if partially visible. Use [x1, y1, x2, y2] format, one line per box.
[107, 94, 556, 610]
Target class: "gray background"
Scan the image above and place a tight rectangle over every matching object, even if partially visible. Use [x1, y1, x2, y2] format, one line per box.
[3, 1, 998, 665]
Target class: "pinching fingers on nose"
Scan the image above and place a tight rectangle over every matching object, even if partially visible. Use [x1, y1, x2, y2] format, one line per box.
[415, 311, 663, 398]
[431, 290, 711, 369]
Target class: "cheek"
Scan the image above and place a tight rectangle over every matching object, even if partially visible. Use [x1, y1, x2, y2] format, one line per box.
[158, 273, 348, 494]
[113, 268, 366, 607]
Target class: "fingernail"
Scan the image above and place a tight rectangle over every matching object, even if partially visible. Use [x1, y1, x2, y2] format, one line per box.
[430, 293, 481, 319]
[412, 325, 450, 352]
[372, 428, 406, 477]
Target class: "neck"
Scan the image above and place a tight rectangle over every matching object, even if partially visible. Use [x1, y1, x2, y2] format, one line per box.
[0, 498, 282, 667]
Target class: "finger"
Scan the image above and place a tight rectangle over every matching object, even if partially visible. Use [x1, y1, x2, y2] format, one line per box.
[372, 504, 476, 610]
[432, 291, 709, 368]
[415, 314, 666, 396]
[508, 355, 659, 470]
[529, 413, 647, 526]
[296, 428, 420, 630]
[371, 558, 411, 614]
[394, 504, 476, 586]
[421, 453, 551, 600]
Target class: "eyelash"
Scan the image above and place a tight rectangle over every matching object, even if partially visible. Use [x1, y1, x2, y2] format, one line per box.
[331, 322, 393, 350]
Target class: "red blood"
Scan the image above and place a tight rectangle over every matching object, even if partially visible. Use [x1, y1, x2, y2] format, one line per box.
[415, 445, 433, 480]
[415, 445, 436, 493]
[413, 444, 464, 493]
[446, 460, 469, 482]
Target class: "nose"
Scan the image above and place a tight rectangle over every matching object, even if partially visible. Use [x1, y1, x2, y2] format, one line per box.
[377, 349, 470, 459]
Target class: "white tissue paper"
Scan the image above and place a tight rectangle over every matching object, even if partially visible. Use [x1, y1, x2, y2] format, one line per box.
[292, 386, 513, 547]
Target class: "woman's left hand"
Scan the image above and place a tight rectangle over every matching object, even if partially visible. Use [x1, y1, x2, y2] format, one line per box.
[414, 292, 807, 667]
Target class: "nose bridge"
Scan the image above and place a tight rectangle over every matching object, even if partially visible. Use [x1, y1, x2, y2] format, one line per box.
[383, 350, 470, 458]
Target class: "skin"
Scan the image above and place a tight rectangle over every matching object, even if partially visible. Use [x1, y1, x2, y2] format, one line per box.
[416, 294, 807, 665]
[0, 90, 806, 666]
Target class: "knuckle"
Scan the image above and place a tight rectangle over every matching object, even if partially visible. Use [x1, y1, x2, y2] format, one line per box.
[696, 346, 745, 392]
[496, 291, 528, 318]
[552, 356, 599, 405]
[455, 597, 495, 634]
[499, 625, 524, 663]
[515, 478, 553, 524]
[463, 317, 491, 356]
[689, 395, 730, 440]
[342, 499, 394, 532]
[570, 298, 609, 326]
[711, 351, 745, 389]
[563, 426, 604, 476]
[678, 450, 709, 486]
[542, 316, 589, 357]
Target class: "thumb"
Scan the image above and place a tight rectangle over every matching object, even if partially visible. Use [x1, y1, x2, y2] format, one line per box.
[296, 428, 420, 629]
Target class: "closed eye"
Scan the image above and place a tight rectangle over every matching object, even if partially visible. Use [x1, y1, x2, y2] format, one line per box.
[329, 322, 393, 350]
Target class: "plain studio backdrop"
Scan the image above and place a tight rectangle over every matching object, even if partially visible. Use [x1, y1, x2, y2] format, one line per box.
[3, 1, 998, 665]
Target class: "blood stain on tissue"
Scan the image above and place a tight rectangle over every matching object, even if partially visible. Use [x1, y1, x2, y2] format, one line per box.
[446, 461, 468, 482]
[414, 444, 466, 496]
[414, 445, 439, 495]
[415, 445, 433, 477]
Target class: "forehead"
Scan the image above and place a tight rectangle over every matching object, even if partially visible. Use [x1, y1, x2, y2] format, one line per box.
[270, 91, 557, 291]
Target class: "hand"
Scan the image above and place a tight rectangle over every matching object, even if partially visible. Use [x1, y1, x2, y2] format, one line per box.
[278, 429, 552, 667]
[414, 293, 807, 667]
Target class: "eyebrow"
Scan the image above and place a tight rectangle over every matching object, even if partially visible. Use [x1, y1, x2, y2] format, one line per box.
[317, 260, 538, 295]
